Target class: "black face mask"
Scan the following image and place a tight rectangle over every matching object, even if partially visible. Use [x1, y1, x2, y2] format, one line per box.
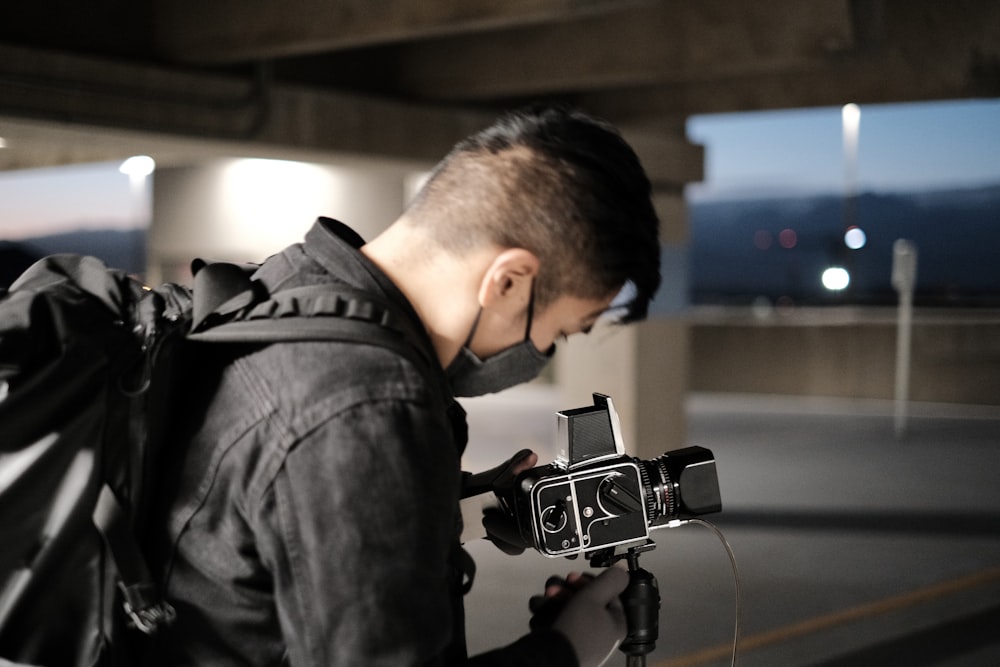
[445, 285, 554, 397]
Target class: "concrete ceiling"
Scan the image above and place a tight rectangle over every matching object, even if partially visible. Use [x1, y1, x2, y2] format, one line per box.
[0, 0, 998, 175]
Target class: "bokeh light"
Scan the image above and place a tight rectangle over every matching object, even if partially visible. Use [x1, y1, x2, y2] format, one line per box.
[844, 226, 867, 250]
[822, 267, 851, 291]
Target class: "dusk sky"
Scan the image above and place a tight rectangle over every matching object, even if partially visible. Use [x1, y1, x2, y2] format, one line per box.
[686, 98, 1000, 200]
[1, 98, 999, 239]
[0, 159, 137, 238]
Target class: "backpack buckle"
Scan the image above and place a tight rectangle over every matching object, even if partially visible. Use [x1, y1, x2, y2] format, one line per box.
[121, 583, 177, 634]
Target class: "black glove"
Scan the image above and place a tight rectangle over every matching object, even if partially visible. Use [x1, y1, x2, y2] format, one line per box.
[462, 449, 534, 555]
[461, 448, 534, 498]
[529, 574, 578, 630]
[480, 506, 530, 555]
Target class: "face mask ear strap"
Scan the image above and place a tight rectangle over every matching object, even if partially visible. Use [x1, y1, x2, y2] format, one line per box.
[467, 276, 536, 349]
[463, 307, 484, 349]
[524, 280, 537, 343]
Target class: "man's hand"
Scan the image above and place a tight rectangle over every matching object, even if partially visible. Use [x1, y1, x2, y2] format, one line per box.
[529, 567, 628, 667]
[461, 449, 537, 555]
[461, 449, 537, 498]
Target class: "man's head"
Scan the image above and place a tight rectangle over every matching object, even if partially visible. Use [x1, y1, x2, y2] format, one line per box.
[404, 105, 661, 324]
[363, 106, 662, 389]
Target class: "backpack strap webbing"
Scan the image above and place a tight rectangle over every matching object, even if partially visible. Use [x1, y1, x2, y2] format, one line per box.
[93, 487, 176, 634]
[188, 260, 435, 370]
[189, 274, 436, 371]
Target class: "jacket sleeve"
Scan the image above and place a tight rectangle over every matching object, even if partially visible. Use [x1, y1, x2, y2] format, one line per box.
[253, 394, 577, 667]
[256, 396, 462, 666]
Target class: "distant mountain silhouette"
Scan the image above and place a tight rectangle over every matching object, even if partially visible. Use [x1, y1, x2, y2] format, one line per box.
[0, 240, 46, 288]
[690, 183, 1000, 306]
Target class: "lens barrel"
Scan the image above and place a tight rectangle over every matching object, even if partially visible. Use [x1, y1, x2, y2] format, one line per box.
[637, 457, 676, 523]
[635, 446, 722, 525]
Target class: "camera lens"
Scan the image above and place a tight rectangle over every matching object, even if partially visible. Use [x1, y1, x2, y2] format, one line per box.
[637, 456, 678, 523]
[636, 447, 722, 524]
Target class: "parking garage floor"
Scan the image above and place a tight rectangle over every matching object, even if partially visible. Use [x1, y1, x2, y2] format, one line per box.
[459, 388, 1000, 667]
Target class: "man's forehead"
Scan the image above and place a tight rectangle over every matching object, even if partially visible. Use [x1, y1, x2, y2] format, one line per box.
[553, 293, 617, 320]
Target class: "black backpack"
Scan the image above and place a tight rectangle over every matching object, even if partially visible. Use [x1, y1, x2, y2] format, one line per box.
[0, 253, 424, 666]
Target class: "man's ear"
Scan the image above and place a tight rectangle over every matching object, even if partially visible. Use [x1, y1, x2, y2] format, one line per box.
[478, 248, 539, 311]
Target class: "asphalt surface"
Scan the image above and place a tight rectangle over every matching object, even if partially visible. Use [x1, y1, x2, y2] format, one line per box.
[459, 388, 1000, 667]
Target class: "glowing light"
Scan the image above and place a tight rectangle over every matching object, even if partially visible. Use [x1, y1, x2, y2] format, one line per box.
[822, 267, 851, 291]
[842, 104, 861, 137]
[753, 230, 773, 250]
[0, 137, 7, 149]
[223, 158, 334, 251]
[119, 155, 156, 177]
[842, 103, 861, 199]
[844, 226, 867, 250]
[778, 228, 798, 249]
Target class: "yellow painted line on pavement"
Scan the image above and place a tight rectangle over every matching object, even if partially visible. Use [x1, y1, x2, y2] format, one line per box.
[654, 565, 1000, 667]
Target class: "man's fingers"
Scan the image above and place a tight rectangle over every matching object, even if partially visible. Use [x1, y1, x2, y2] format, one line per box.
[577, 566, 629, 603]
[510, 450, 538, 475]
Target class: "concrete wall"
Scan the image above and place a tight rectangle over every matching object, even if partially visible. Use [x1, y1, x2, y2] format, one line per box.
[148, 158, 417, 284]
[690, 308, 1000, 406]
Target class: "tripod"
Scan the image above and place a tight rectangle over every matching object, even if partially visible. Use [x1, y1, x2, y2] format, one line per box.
[591, 543, 660, 666]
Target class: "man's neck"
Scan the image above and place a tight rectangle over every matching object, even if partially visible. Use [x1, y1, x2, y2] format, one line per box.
[361, 220, 486, 370]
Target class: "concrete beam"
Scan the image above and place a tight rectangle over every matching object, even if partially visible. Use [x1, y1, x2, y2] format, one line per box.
[0, 116, 214, 172]
[376, 0, 854, 100]
[0, 44, 492, 169]
[583, 51, 999, 121]
[582, 0, 1000, 119]
[152, 0, 649, 64]
[623, 129, 705, 189]
[0, 1, 154, 60]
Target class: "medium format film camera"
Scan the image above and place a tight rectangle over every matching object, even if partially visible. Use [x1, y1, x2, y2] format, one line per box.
[499, 394, 726, 664]
[508, 393, 722, 560]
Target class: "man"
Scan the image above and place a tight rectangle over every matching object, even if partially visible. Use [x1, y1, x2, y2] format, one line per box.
[150, 105, 661, 666]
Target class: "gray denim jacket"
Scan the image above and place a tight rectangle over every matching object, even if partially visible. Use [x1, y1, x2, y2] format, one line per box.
[147, 219, 575, 667]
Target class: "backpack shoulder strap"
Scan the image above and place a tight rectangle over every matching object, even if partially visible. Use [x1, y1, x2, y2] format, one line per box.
[188, 259, 262, 331]
[187, 261, 437, 375]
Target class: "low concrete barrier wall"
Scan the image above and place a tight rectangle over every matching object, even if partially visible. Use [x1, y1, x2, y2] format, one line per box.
[689, 307, 1000, 406]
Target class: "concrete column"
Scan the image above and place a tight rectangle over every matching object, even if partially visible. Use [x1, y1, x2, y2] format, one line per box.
[554, 125, 702, 458]
[147, 157, 416, 285]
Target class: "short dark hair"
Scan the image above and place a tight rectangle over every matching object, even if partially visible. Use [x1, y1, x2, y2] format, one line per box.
[406, 105, 661, 323]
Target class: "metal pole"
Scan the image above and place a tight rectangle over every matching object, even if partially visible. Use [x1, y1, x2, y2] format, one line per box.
[891, 239, 917, 438]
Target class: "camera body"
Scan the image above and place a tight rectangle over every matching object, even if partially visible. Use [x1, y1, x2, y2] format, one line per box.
[509, 394, 722, 558]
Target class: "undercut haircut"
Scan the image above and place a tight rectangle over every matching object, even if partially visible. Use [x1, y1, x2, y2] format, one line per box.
[404, 105, 662, 323]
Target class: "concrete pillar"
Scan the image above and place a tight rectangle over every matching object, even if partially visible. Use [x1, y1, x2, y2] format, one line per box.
[147, 158, 416, 285]
[554, 125, 702, 458]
